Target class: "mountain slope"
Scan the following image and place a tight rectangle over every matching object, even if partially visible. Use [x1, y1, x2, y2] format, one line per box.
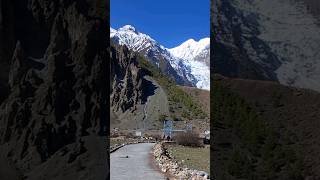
[212, 0, 320, 92]
[110, 43, 209, 131]
[169, 38, 210, 90]
[111, 25, 193, 86]
[111, 25, 210, 90]
[212, 74, 320, 179]
[110, 43, 170, 129]
[179, 86, 210, 117]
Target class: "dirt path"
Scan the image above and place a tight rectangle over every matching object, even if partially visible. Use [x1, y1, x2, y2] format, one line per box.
[110, 143, 166, 180]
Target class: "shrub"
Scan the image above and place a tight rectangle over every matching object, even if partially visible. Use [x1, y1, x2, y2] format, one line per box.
[181, 111, 190, 119]
[124, 132, 135, 138]
[150, 133, 162, 141]
[159, 114, 167, 122]
[172, 115, 180, 121]
[175, 132, 203, 147]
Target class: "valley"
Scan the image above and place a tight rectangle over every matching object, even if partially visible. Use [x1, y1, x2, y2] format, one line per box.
[110, 26, 210, 133]
[110, 23, 210, 179]
[110, 41, 210, 130]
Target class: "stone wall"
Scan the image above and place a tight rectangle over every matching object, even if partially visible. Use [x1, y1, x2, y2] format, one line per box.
[153, 142, 210, 180]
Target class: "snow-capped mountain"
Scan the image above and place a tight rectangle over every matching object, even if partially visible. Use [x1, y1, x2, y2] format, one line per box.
[169, 38, 210, 66]
[212, 0, 320, 92]
[169, 38, 210, 90]
[110, 25, 159, 52]
[110, 25, 210, 90]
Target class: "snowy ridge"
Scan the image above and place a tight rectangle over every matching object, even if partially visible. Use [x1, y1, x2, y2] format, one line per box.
[110, 25, 158, 52]
[168, 38, 210, 63]
[110, 25, 210, 90]
[169, 38, 210, 90]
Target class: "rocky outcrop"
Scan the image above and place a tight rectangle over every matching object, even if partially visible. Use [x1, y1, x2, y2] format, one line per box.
[110, 44, 145, 113]
[0, 0, 107, 179]
[211, 0, 281, 81]
[212, 0, 320, 92]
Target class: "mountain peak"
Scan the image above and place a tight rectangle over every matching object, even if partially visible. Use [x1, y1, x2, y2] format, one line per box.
[199, 37, 210, 44]
[110, 27, 116, 33]
[110, 25, 210, 90]
[185, 38, 196, 44]
[169, 37, 210, 61]
[119, 25, 137, 33]
[176, 38, 210, 49]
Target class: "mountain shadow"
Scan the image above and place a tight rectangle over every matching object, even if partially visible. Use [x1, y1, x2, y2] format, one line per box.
[0, 0, 108, 179]
[141, 78, 157, 104]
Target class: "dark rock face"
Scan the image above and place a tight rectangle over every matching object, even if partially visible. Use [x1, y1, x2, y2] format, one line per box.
[0, 0, 15, 103]
[110, 43, 148, 114]
[211, 0, 281, 81]
[212, 0, 320, 92]
[0, 0, 107, 179]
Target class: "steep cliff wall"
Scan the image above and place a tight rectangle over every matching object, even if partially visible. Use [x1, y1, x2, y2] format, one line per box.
[212, 0, 320, 92]
[0, 0, 107, 179]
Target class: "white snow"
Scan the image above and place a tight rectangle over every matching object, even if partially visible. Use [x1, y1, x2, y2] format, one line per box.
[168, 38, 210, 90]
[187, 60, 210, 90]
[233, 0, 320, 92]
[110, 25, 157, 52]
[110, 25, 210, 90]
[168, 38, 210, 62]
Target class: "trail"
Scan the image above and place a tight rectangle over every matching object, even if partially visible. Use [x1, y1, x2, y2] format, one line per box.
[110, 143, 166, 180]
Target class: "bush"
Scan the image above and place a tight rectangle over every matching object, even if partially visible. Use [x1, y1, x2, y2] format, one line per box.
[172, 115, 180, 121]
[181, 111, 190, 119]
[159, 114, 167, 122]
[175, 132, 203, 147]
[151, 133, 162, 141]
[124, 132, 135, 138]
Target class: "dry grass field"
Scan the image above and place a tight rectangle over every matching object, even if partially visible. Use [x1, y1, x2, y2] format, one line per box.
[165, 143, 210, 174]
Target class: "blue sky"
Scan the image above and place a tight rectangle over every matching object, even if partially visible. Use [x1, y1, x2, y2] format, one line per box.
[110, 0, 209, 48]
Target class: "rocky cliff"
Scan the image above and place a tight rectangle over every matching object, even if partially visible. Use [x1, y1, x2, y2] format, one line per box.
[0, 0, 107, 179]
[110, 43, 169, 130]
[212, 0, 320, 92]
[110, 43, 145, 114]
